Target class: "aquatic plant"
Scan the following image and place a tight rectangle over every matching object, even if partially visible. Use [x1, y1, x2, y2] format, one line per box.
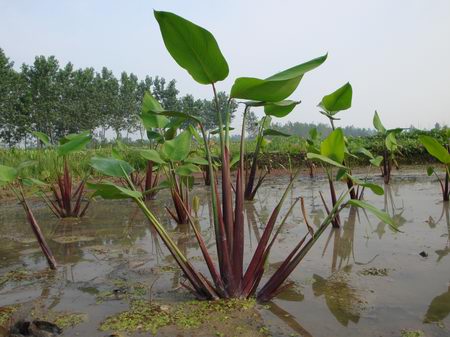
[372, 111, 403, 184]
[32, 131, 92, 218]
[0, 163, 57, 269]
[307, 128, 388, 228]
[419, 132, 450, 201]
[88, 10, 395, 301]
[243, 108, 293, 201]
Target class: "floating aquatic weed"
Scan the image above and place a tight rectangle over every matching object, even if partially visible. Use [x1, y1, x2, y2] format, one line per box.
[359, 267, 390, 277]
[0, 306, 17, 327]
[400, 329, 425, 337]
[99, 298, 257, 334]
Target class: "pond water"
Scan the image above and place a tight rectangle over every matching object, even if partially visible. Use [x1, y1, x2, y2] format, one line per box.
[0, 169, 449, 336]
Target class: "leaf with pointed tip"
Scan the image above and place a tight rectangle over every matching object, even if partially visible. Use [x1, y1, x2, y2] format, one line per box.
[142, 91, 164, 113]
[263, 129, 291, 137]
[88, 182, 142, 200]
[139, 149, 166, 165]
[264, 100, 301, 117]
[385, 132, 398, 152]
[230, 54, 327, 102]
[60, 131, 90, 144]
[154, 10, 229, 84]
[355, 147, 374, 159]
[175, 163, 201, 176]
[373, 111, 386, 133]
[348, 200, 399, 231]
[306, 153, 347, 169]
[320, 128, 345, 163]
[0, 165, 18, 184]
[336, 168, 348, 181]
[319, 82, 352, 114]
[21, 177, 47, 187]
[370, 156, 384, 167]
[146, 130, 163, 142]
[162, 130, 191, 161]
[347, 175, 384, 195]
[141, 112, 169, 130]
[32, 131, 50, 146]
[57, 133, 91, 156]
[419, 135, 450, 164]
[17, 160, 37, 172]
[185, 156, 209, 165]
[90, 157, 134, 178]
[426, 166, 435, 176]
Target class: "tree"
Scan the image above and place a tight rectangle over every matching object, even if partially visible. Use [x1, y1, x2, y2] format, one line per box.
[0, 48, 27, 146]
[245, 109, 259, 138]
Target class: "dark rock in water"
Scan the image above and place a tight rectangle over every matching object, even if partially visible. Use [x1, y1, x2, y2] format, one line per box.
[10, 320, 62, 336]
[32, 321, 62, 334]
[10, 321, 30, 335]
[419, 251, 428, 257]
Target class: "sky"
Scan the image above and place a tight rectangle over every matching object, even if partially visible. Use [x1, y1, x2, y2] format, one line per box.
[1, 0, 449, 131]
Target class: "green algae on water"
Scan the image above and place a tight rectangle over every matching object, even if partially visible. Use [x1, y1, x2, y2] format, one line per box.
[100, 298, 256, 334]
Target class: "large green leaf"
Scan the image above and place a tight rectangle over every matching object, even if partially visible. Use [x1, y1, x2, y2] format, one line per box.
[175, 163, 201, 176]
[348, 200, 399, 232]
[230, 54, 327, 102]
[0, 165, 18, 183]
[347, 175, 384, 195]
[32, 131, 50, 146]
[142, 91, 164, 113]
[319, 82, 352, 114]
[21, 177, 47, 187]
[306, 153, 346, 169]
[161, 130, 191, 162]
[90, 157, 135, 178]
[264, 100, 300, 118]
[57, 133, 91, 156]
[373, 111, 386, 133]
[60, 130, 90, 144]
[370, 156, 384, 167]
[320, 128, 345, 163]
[263, 129, 291, 137]
[185, 156, 209, 165]
[88, 182, 142, 200]
[139, 149, 166, 165]
[355, 147, 374, 159]
[385, 132, 398, 152]
[419, 135, 450, 164]
[154, 11, 229, 84]
[141, 92, 170, 129]
[141, 112, 169, 130]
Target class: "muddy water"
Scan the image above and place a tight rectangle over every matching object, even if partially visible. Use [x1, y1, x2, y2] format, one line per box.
[0, 170, 449, 337]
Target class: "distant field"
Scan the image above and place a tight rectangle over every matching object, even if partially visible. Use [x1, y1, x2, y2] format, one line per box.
[0, 129, 445, 182]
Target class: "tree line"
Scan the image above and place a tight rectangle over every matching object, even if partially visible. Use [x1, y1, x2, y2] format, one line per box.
[0, 48, 236, 147]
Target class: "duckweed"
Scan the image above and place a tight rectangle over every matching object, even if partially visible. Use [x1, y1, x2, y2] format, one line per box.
[100, 298, 256, 334]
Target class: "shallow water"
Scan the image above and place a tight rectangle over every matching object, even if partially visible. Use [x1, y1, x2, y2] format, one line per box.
[0, 170, 449, 336]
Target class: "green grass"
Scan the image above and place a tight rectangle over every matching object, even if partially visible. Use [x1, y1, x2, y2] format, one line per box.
[0, 129, 446, 182]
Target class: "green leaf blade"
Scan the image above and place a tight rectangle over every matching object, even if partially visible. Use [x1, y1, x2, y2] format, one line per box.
[90, 157, 135, 178]
[0, 165, 18, 184]
[419, 135, 450, 164]
[320, 128, 345, 163]
[320, 82, 352, 114]
[154, 10, 229, 84]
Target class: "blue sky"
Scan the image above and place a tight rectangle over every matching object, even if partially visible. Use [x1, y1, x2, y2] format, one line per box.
[1, 0, 449, 130]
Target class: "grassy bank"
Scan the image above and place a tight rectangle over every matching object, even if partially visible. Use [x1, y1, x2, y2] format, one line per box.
[0, 129, 446, 182]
